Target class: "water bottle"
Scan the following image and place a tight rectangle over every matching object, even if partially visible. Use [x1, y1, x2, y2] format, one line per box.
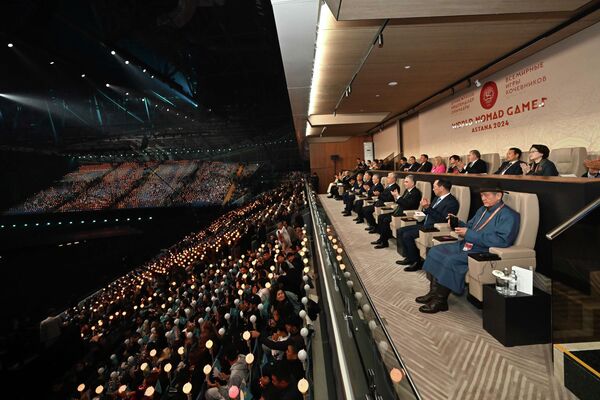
[508, 271, 518, 296]
[502, 267, 510, 295]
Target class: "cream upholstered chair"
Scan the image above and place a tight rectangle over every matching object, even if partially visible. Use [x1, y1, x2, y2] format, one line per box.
[549, 147, 588, 177]
[391, 181, 431, 237]
[416, 185, 470, 258]
[481, 153, 500, 174]
[467, 191, 539, 301]
[520, 151, 530, 163]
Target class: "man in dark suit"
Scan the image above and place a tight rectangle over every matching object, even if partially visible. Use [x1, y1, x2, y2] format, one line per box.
[371, 175, 422, 248]
[494, 147, 525, 175]
[342, 173, 363, 216]
[459, 150, 487, 174]
[416, 154, 433, 172]
[398, 156, 411, 171]
[406, 156, 421, 172]
[351, 172, 373, 222]
[354, 174, 382, 224]
[396, 179, 460, 271]
[364, 172, 400, 231]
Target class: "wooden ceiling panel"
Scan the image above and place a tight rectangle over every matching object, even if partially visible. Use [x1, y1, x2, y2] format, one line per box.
[336, 0, 591, 20]
[337, 18, 565, 115]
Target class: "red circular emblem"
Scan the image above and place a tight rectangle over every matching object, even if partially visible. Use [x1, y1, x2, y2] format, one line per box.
[479, 81, 498, 109]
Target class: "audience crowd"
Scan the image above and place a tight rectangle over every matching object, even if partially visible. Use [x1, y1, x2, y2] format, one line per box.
[43, 175, 312, 400]
[6, 161, 247, 214]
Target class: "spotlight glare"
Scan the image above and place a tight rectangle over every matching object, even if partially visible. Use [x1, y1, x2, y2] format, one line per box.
[125, 60, 129, 64]
[143, 69, 147, 73]
[125, 92, 129, 96]
[111, 50, 116, 55]
[7, 43, 14, 48]
[50, 61, 55, 65]
[81, 74, 86, 78]
[105, 83, 110, 87]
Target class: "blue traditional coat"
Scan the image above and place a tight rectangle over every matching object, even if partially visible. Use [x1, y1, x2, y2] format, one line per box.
[423, 201, 520, 293]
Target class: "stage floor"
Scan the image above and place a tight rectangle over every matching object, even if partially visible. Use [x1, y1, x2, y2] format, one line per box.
[319, 195, 573, 400]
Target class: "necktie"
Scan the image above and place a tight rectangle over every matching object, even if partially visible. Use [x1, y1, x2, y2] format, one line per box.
[424, 197, 442, 225]
[501, 162, 513, 175]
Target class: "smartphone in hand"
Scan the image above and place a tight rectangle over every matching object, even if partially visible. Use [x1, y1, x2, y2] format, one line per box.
[449, 215, 459, 229]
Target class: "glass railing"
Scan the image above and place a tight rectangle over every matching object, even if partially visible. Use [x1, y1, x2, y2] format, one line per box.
[305, 182, 421, 399]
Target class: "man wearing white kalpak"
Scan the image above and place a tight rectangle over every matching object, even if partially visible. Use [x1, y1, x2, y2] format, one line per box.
[417, 188, 520, 314]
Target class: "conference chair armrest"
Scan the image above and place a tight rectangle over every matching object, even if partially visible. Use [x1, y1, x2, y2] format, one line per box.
[433, 223, 451, 231]
[403, 210, 418, 216]
[489, 246, 536, 259]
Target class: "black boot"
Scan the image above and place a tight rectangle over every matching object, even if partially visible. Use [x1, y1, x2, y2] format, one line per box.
[415, 274, 436, 304]
[419, 285, 451, 313]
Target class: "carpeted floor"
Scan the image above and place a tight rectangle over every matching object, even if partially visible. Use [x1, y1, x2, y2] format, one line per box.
[319, 194, 574, 400]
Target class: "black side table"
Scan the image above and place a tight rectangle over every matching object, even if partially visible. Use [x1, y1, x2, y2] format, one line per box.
[482, 284, 551, 347]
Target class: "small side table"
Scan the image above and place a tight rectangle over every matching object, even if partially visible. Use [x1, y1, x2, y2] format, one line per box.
[482, 284, 551, 347]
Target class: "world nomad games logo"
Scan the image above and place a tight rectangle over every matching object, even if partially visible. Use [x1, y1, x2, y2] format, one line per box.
[479, 81, 498, 109]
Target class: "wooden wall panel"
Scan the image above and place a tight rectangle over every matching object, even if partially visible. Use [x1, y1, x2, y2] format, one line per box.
[309, 136, 371, 193]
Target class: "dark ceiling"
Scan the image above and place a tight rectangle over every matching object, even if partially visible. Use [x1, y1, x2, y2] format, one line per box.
[0, 0, 298, 161]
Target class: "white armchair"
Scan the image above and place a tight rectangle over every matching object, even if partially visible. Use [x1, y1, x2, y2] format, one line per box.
[467, 191, 539, 301]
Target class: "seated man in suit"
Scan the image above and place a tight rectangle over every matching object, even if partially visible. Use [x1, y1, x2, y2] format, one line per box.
[371, 175, 422, 248]
[364, 172, 400, 232]
[327, 170, 350, 198]
[494, 147, 525, 175]
[341, 173, 364, 216]
[447, 155, 462, 174]
[406, 156, 421, 172]
[395, 179, 460, 270]
[416, 154, 433, 172]
[582, 165, 600, 178]
[398, 156, 410, 171]
[418, 188, 520, 313]
[354, 174, 382, 224]
[522, 144, 559, 176]
[459, 150, 488, 174]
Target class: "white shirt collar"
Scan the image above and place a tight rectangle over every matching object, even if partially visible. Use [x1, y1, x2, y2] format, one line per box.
[437, 193, 450, 201]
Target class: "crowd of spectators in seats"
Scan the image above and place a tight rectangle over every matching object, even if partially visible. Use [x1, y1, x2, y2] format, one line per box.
[6, 161, 242, 214]
[41, 175, 313, 399]
[229, 164, 261, 203]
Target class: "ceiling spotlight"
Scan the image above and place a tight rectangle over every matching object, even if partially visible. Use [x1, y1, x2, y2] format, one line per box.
[375, 94, 380, 97]
[105, 83, 110, 87]
[125, 92, 129, 96]
[111, 50, 116, 55]
[50, 61, 55, 65]
[377, 33, 383, 48]
[404, 65, 411, 69]
[81, 74, 86, 78]
[151, 75, 154, 79]
[474, 79, 482, 88]
[125, 60, 130, 65]
[388, 81, 398, 86]
[166, 108, 170, 111]
[7, 43, 14, 48]
[143, 69, 147, 73]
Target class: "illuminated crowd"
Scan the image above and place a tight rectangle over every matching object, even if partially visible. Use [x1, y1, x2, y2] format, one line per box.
[6, 161, 252, 214]
[52, 176, 312, 400]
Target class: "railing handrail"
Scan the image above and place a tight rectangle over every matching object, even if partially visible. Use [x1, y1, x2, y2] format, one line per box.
[546, 196, 600, 240]
[305, 183, 355, 399]
[305, 181, 421, 400]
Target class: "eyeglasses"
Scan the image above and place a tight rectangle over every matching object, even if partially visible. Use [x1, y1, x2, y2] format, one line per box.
[530, 149, 540, 154]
